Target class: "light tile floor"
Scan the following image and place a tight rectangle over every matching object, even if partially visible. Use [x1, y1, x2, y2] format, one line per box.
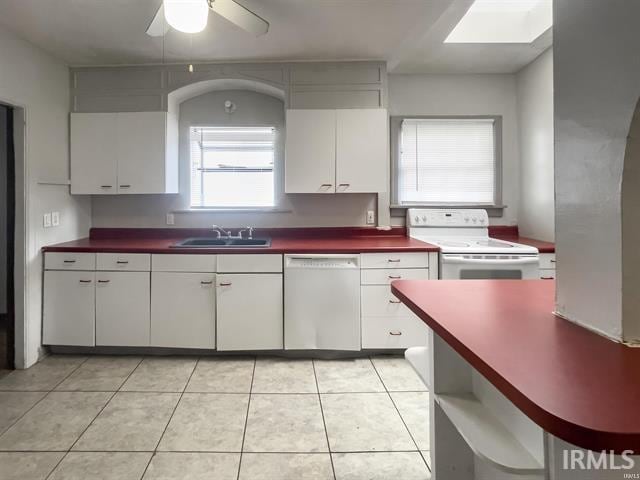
[0, 354, 431, 480]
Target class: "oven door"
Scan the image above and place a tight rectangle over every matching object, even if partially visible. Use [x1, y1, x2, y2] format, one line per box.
[440, 254, 540, 280]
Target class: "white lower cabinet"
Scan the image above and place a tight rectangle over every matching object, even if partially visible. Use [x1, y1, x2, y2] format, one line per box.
[362, 316, 428, 349]
[151, 272, 216, 349]
[216, 274, 283, 351]
[96, 272, 151, 346]
[43, 271, 96, 346]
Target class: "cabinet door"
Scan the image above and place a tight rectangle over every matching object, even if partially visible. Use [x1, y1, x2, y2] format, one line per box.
[285, 110, 336, 193]
[151, 272, 216, 349]
[43, 271, 95, 346]
[96, 272, 150, 346]
[71, 113, 118, 194]
[217, 274, 283, 351]
[336, 109, 388, 193]
[116, 112, 167, 194]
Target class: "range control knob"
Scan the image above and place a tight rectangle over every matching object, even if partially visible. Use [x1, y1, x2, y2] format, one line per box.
[464, 218, 469, 223]
[422, 215, 427, 222]
[414, 216, 420, 224]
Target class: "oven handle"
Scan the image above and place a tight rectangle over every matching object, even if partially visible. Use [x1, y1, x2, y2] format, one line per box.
[442, 256, 539, 266]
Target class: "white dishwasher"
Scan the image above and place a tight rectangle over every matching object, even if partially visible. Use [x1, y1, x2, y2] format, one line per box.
[284, 254, 361, 351]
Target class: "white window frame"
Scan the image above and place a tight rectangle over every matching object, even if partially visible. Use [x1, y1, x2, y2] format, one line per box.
[390, 115, 503, 211]
[189, 125, 277, 209]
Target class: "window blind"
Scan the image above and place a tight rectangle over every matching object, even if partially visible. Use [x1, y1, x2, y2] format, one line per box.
[190, 126, 276, 208]
[398, 118, 496, 205]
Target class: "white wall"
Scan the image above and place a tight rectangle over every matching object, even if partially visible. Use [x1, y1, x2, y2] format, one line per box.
[0, 107, 7, 314]
[0, 26, 91, 367]
[554, 0, 640, 343]
[516, 48, 554, 242]
[388, 74, 520, 226]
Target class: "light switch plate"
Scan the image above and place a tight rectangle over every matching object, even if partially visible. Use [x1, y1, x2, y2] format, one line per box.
[366, 210, 375, 224]
[166, 213, 175, 225]
[51, 211, 60, 226]
[43, 213, 52, 228]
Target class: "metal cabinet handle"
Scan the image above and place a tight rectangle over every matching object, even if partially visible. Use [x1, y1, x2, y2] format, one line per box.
[79, 279, 92, 284]
[389, 331, 403, 336]
[219, 282, 232, 286]
[320, 183, 332, 187]
[63, 260, 76, 264]
[541, 276, 554, 280]
[389, 299, 401, 304]
[387, 259, 401, 263]
[116, 260, 129, 264]
[100, 185, 113, 188]
[200, 281, 213, 285]
[550, 259, 556, 263]
[338, 183, 350, 187]
[388, 275, 402, 279]
[97, 279, 110, 284]
[119, 185, 131, 188]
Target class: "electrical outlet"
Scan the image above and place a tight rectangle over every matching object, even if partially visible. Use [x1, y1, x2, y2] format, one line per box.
[166, 213, 175, 225]
[43, 213, 52, 228]
[51, 211, 60, 227]
[366, 210, 375, 224]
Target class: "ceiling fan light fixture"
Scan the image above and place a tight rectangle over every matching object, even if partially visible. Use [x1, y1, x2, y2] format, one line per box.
[164, 0, 209, 33]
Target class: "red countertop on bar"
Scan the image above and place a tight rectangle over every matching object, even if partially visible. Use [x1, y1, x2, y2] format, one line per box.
[390, 279, 640, 453]
[42, 227, 439, 254]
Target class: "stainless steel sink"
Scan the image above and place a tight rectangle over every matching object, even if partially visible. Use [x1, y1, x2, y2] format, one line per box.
[172, 237, 271, 248]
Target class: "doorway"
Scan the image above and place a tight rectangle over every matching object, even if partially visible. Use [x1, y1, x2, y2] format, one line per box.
[0, 104, 15, 371]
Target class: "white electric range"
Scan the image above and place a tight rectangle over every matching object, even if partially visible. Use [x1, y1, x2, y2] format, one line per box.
[407, 208, 540, 280]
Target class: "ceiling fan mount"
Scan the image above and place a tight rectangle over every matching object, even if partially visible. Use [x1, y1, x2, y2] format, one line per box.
[146, 0, 269, 38]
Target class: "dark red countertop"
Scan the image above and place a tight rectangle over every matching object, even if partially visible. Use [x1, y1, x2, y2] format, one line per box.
[391, 279, 640, 453]
[489, 226, 555, 253]
[42, 227, 438, 254]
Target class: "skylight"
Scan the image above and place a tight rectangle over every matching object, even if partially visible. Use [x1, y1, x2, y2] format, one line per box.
[445, 0, 552, 44]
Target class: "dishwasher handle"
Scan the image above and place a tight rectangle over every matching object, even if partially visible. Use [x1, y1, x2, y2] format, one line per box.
[285, 254, 360, 269]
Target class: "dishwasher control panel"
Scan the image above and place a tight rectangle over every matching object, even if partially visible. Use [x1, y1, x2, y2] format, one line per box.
[285, 255, 360, 269]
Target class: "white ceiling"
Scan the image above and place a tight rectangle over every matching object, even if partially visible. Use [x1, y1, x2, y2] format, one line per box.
[0, 0, 551, 73]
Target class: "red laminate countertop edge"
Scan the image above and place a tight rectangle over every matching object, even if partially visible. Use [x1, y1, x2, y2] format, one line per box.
[390, 279, 640, 453]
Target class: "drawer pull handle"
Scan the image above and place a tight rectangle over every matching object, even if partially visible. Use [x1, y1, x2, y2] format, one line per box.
[219, 282, 232, 286]
[116, 261, 129, 264]
[387, 259, 401, 263]
[200, 281, 213, 285]
[338, 183, 350, 187]
[119, 185, 131, 188]
[550, 259, 556, 263]
[79, 279, 92, 284]
[389, 299, 401, 304]
[320, 183, 332, 187]
[388, 275, 401, 279]
[97, 279, 110, 284]
[541, 276, 554, 280]
[389, 331, 403, 336]
[63, 260, 76, 264]
[100, 185, 113, 188]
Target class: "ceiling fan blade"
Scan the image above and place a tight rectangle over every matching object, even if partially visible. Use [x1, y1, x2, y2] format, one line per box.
[209, 0, 269, 36]
[146, 4, 170, 37]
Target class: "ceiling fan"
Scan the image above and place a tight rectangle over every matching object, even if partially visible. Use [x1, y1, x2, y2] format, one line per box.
[146, 0, 269, 37]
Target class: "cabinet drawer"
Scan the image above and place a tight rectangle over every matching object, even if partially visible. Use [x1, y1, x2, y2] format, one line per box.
[97, 253, 151, 271]
[361, 285, 411, 317]
[539, 253, 556, 269]
[152, 254, 217, 272]
[540, 269, 556, 280]
[217, 254, 282, 273]
[360, 252, 429, 269]
[361, 268, 429, 285]
[362, 315, 428, 349]
[45, 252, 96, 271]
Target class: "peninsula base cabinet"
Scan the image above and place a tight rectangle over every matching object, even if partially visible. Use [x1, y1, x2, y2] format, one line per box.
[43, 271, 96, 346]
[216, 274, 283, 351]
[151, 272, 216, 349]
[96, 272, 150, 347]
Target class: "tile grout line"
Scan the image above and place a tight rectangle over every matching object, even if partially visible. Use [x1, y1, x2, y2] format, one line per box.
[235, 356, 257, 480]
[0, 355, 91, 439]
[312, 358, 337, 480]
[369, 356, 431, 472]
[139, 356, 201, 479]
[43, 355, 148, 480]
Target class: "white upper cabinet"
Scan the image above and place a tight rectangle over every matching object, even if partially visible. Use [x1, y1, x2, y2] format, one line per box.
[71, 112, 178, 195]
[70, 113, 118, 194]
[285, 108, 388, 194]
[336, 109, 388, 193]
[285, 109, 336, 193]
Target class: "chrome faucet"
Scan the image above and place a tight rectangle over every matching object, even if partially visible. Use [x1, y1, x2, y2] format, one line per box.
[211, 224, 232, 239]
[237, 226, 255, 239]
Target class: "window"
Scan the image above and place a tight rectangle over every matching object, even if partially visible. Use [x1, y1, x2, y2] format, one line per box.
[393, 117, 500, 206]
[190, 126, 276, 208]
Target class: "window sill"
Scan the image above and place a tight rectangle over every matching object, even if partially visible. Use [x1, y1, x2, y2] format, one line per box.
[173, 208, 293, 214]
[390, 204, 507, 218]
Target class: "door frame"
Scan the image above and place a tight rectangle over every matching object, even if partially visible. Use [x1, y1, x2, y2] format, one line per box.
[0, 97, 28, 369]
